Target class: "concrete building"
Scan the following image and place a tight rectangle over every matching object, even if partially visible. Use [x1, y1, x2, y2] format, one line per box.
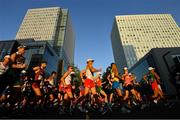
[129, 47, 180, 97]
[15, 7, 75, 73]
[111, 14, 180, 72]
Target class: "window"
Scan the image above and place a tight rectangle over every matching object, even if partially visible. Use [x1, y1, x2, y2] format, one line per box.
[172, 55, 180, 64]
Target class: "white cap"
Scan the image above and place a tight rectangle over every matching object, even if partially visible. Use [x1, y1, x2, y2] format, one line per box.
[123, 67, 128, 70]
[17, 45, 26, 49]
[86, 58, 94, 63]
[70, 71, 75, 75]
[148, 67, 155, 71]
[128, 73, 132, 76]
[4, 55, 10, 59]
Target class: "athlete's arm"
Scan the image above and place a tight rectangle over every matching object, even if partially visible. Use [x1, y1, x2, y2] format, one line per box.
[33, 66, 40, 73]
[80, 69, 86, 83]
[143, 74, 149, 84]
[10, 53, 25, 69]
[60, 71, 70, 86]
[80, 69, 85, 79]
[154, 72, 161, 83]
[89, 64, 101, 73]
[10, 53, 16, 63]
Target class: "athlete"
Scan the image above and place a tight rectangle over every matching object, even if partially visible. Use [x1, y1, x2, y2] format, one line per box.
[75, 59, 102, 107]
[122, 67, 139, 105]
[143, 67, 165, 103]
[107, 63, 123, 105]
[32, 61, 47, 104]
[60, 66, 75, 114]
[44, 71, 57, 106]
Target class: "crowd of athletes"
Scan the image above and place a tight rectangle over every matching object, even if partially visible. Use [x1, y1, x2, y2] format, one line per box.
[0, 45, 173, 116]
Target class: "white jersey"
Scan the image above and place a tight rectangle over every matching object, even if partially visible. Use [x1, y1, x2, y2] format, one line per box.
[86, 68, 94, 80]
[49, 79, 54, 86]
[65, 73, 72, 85]
[0, 62, 9, 75]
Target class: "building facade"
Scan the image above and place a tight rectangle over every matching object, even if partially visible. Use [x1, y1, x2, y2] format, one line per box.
[0, 40, 19, 60]
[129, 47, 180, 97]
[111, 14, 180, 72]
[15, 7, 75, 73]
[17, 39, 60, 75]
[0, 39, 61, 84]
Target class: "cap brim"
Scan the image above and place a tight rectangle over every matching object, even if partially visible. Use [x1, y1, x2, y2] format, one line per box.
[87, 60, 94, 63]
[149, 68, 154, 70]
[18, 46, 27, 49]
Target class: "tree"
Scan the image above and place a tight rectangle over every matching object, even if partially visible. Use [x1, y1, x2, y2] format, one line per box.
[71, 65, 82, 87]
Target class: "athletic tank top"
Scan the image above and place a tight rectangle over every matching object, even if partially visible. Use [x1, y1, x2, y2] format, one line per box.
[124, 74, 132, 86]
[65, 73, 72, 85]
[111, 70, 119, 82]
[49, 79, 54, 86]
[15, 52, 25, 65]
[147, 73, 155, 83]
[86, 68, 94, 80]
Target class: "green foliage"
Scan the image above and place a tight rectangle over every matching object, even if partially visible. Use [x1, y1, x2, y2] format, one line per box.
[72, 65, 82, 87]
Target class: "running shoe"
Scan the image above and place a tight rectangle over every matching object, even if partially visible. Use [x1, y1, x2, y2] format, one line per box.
[121, 106, 131, 113]
[78, 106, 87, 113]
[153, 100, 158, 104]
[58, 107, 66, 115]
[101, 108, 108, 115]
[140, 104, 147, 110]
[107, 103, 112, 112]
[98, 107, 103, 112]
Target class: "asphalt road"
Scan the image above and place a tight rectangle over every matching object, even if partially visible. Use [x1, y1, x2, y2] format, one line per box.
[0, 99, 180, 119]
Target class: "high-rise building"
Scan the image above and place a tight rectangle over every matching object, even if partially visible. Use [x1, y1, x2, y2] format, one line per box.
[111, 14, 180, 72]
[15, 7, 75, 72]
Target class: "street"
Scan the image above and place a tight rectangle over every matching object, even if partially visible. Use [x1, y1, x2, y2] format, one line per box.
[0, 99, 180, 119]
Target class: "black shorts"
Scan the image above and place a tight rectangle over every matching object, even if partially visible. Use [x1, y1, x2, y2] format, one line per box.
[32, 81, 41, 88]
[48, 88, 54, 94]
[134, 85, 141, 92]
[0, 76, 6, 94]
[125, 85, 133, 91]
[0, 74, 11, 93]
[141, 84, 153, 96]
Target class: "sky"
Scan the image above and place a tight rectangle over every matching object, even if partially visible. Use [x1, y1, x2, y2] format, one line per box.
[0, 0, 180, 72]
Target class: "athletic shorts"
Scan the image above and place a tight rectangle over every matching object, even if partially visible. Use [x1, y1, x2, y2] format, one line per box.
[125, 84, 133, 91]
[96, 87, 102, 93]
[151, 81, 158, 90]
[64, 85, 72, 93]
[80, 89, 85, 96]
[134, 85, 141, 92]
[112, 81, 120, 89]
[47, 88, 54, 94]
[84, 78, 95, 89]
[32, 81, 41, 88]
[59, 84, 64, 90]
